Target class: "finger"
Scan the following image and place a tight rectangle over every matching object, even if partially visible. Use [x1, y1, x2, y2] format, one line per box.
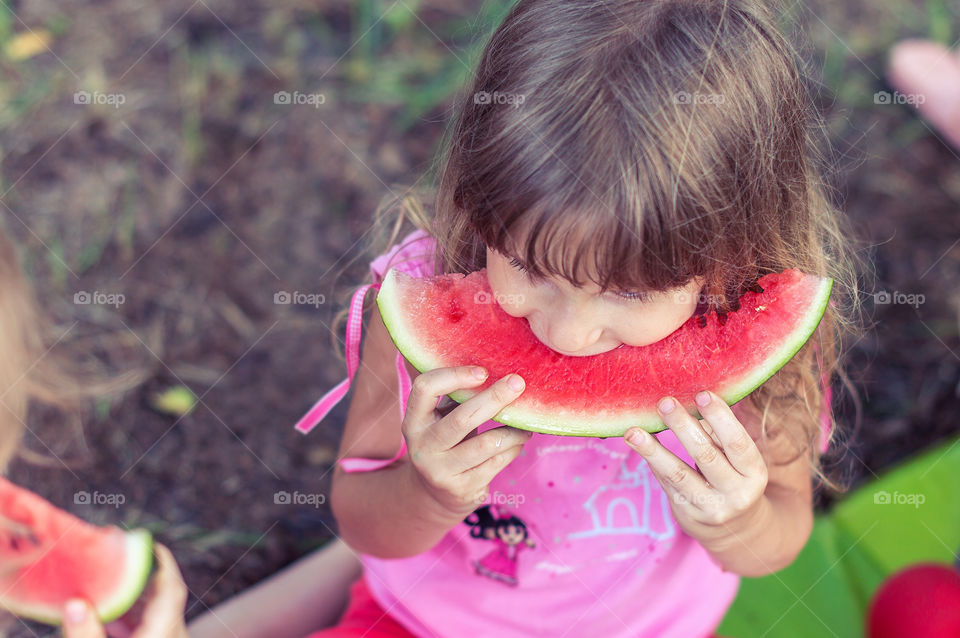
[698, 418, 722, 448]
[449, 426, 533, 474]
[63, 600, 107, 638]
[430, 374, 526, 451]
[404, 366, 491, 438]
[694, 391, 765, 477]
[657, 396, 742, 492]
[461, 442, 525, 487]
[130, 545, 188, 638]
[624, 423, 712, 506]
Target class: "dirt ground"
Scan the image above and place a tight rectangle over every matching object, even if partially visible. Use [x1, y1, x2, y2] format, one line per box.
[1, 0, 958, 635]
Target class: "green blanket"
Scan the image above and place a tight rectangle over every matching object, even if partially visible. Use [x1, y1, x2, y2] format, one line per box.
[717, 435, 960, 637]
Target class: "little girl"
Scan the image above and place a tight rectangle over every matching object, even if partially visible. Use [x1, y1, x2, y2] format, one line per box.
[284, 0, 864, 636]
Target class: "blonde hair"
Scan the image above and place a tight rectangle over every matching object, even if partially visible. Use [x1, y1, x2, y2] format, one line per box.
[0, 229, 145, 472]
[334, 0, 867, 492]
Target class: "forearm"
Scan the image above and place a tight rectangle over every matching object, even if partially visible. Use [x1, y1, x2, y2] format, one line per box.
[698, 487, 813, 577]
[331, 459, 467, 559]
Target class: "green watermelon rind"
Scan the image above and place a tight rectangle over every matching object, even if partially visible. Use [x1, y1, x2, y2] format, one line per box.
[98, 529, 155, 623]
[377, 269, 833, 438]
[0, 528, 154, 626]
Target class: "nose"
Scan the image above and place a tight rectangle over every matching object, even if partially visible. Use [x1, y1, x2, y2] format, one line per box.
[542, 302, 604, 354]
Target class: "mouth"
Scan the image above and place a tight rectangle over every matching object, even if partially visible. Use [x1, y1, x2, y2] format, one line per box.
[527, 321, 622, 357]
[550, 345, 620, 357]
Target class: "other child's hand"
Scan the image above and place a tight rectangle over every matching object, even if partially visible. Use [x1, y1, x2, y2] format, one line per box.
[62, 544, 189, 638]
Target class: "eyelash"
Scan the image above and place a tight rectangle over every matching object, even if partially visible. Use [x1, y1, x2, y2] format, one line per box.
[508, 257, 651, 302]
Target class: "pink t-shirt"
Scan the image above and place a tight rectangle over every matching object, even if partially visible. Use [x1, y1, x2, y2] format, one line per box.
[296, 229, 833, 638]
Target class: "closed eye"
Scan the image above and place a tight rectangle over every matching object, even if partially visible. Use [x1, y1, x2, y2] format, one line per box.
[510, 257, 651, 302]
[509, 257, 544, 281]
[613, 290, 652, 303]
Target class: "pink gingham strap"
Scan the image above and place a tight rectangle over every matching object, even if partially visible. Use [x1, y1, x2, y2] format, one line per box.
[334, 353, 411, 472]
[292, 282, 410, 472]
[293, 230, 435, 474]
[293, 283, 377, 435]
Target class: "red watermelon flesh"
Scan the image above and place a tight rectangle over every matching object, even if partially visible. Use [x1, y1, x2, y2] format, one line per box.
[0, 477, 153, 625]
[376, 267, 833, 437]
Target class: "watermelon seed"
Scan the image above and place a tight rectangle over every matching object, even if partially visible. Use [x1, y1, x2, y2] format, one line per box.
[695, 315, 707, 329]
[3, 530, 40, 552]
[749, 281, 765, 294]
[716, 312, 728, 327]
[446, 298, 466, 323]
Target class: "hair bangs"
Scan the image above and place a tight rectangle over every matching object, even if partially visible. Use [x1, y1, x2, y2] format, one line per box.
[474, 184, 705, 296]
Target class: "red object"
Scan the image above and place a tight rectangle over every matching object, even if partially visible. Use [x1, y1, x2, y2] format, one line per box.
[867, 563, 960, 638]
[305, 576, 416, 637]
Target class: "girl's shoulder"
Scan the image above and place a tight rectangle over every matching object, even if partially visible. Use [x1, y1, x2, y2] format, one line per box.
[369, 229, 437, 281]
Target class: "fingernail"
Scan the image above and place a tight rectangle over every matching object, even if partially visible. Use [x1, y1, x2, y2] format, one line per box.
[695, 391, 711, 407]
[65, 599, 87, 624]
[472, 367, 488, 380]
[507, 375, 525, 391]
[658, 398, 675, 414]
[626, 429, 646, 447]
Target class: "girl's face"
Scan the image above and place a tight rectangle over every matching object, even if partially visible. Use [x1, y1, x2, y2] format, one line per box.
[486, 246, 704, 357]
[499, 524, 525, 545]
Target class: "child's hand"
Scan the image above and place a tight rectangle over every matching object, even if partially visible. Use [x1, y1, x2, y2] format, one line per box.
[403, 366, 533, 517]
[63, 544, 189, 638]
[623, 390, 769, 546]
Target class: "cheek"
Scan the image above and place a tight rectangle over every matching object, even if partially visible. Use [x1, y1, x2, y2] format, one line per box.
[617, 292, 700, 345]
[486, 259, 536, 317]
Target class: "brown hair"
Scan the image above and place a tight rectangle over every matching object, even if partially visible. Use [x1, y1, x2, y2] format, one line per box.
[335, 0, 866, 491]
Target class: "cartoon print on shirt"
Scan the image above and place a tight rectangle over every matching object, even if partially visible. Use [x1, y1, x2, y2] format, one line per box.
[567, 456, 675, 541]
[464, 505, 536, 587]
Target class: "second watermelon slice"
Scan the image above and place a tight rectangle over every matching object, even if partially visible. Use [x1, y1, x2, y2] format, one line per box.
[0, 477, 154, 625]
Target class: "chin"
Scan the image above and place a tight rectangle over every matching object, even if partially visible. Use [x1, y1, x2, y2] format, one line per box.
[530, 327, 622, 357]
[550, 347, 616, 357]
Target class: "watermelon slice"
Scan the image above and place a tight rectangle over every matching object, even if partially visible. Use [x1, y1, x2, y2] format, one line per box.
[0, 477, 154, 625]
[377, 267, 832, 437]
